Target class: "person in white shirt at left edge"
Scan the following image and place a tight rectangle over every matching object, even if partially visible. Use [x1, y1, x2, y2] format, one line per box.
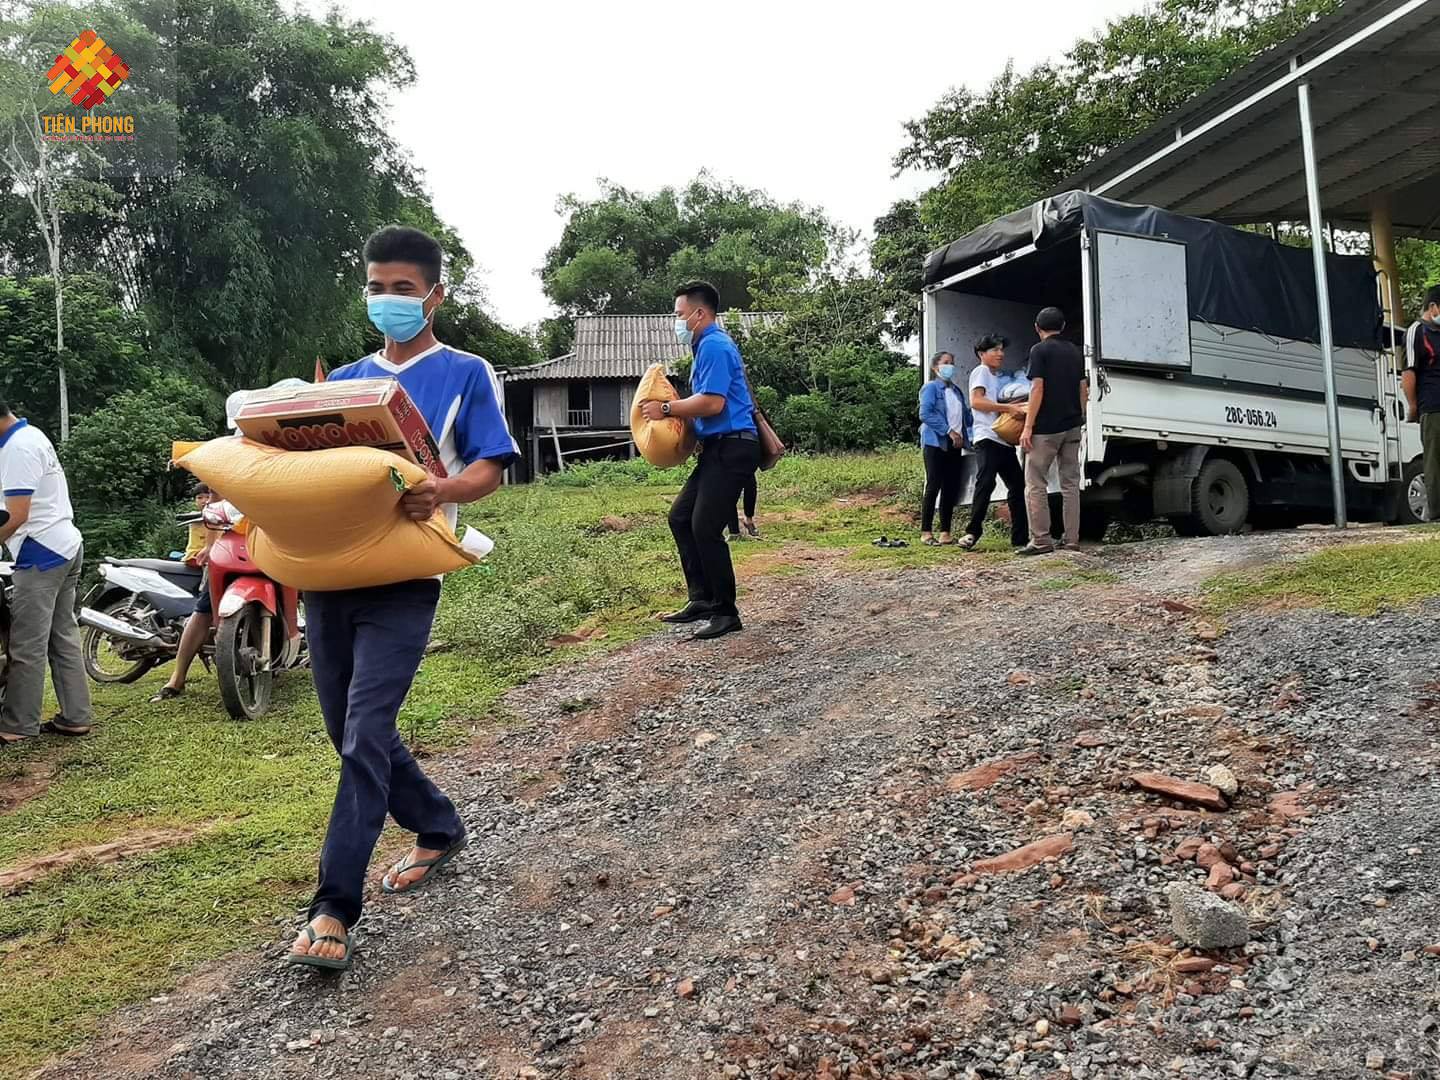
[0, 397, 93, 743]
[285, 225, 519, 973]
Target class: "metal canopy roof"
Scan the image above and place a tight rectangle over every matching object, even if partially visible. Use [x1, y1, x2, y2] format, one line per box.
[1058, 0, 1440, 237]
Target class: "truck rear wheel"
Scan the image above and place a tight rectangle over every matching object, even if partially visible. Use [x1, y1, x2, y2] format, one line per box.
[1397, 458, 1427, 526]
[1189, 458, 1250, 535]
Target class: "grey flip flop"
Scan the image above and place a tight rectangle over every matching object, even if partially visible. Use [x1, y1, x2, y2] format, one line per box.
[286, 923, 355, 971]
[381, 839, 466, 895]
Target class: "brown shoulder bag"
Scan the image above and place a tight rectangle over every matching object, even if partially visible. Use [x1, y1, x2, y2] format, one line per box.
[741, 366, 786, 471]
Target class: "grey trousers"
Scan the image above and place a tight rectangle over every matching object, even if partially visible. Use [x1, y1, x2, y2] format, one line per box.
[1, 546, 92, 737]
[1422, 413, 1440, 521]
[1024, 428, 1083, 548]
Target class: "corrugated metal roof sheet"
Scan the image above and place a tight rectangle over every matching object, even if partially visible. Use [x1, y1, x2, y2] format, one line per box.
[505, 312, 782, 382]
[1053, 0, 1440, 236]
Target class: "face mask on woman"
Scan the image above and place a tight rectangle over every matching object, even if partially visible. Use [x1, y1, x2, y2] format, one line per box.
[937, 363, 956, 382]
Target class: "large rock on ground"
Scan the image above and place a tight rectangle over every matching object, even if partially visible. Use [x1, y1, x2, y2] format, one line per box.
[1131, 771, 1229, 811]
[972, 833, 1074, 874]
[1166, 883, 1250, 949]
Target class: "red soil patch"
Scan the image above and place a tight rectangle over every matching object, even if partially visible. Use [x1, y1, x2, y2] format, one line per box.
[0, 826, 207, 896]
[0, 760, 54, 814]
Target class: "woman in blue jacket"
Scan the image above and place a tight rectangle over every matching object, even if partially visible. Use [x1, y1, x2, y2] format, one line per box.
[918, 351, 972, 545]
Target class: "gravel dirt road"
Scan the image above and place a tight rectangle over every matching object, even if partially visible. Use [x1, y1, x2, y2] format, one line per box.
[37, 529, 1440, 1080]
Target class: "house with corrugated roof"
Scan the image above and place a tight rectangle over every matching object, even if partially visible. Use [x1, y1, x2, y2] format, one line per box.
[503, 312, 779, 480]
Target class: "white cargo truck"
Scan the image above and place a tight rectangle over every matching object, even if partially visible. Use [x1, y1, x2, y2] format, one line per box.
[921, 192, 1423, 537]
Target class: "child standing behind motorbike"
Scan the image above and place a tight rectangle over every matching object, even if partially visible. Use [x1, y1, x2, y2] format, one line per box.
[150, 482, 225, 703]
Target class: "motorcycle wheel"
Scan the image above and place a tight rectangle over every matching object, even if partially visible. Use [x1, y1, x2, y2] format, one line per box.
[82, 597, 159, 684]
[217, 602, 273, 721]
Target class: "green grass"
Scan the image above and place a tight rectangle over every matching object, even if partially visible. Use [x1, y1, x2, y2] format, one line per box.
[1203, 536, 1440, 616]
[0, 447, 948, 1077]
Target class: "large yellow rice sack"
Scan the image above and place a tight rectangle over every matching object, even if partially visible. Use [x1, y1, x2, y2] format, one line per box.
[630, 364, 695, 468]
[172, 438, 478, 591]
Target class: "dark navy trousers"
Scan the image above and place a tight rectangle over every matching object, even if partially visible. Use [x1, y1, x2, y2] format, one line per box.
[303, 579, 464, 928]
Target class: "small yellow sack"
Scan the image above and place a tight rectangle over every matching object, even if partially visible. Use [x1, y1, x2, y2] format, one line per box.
[172, 438, 478, 591]
[630, 364, 696, 468]
[991, 411, 1025, 447]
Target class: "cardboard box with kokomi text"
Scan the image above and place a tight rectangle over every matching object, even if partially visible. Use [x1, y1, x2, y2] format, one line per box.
[233, 378, 448, 478]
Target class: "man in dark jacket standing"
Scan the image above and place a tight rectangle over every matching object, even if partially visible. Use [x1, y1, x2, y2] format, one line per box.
[1402, 284, 1440, 519]
[639, 281, 759, 640]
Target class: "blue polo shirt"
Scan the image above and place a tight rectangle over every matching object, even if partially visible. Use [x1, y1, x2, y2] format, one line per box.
[328, 342, 519, 532]
[690, 323, 756, 439]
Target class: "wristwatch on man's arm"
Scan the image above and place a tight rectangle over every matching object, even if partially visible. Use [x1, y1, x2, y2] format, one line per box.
[661, 401, 672, 417]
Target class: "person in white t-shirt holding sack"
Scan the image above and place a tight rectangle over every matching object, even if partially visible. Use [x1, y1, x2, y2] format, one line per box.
[0, 397, 93, 744]
[958, 334, 1029, 551]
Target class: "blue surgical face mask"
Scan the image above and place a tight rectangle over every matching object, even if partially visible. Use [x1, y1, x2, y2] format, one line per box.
[367, 284, 437, 343]
[938, 364, 956, 382]
[674, 315, 693, 348]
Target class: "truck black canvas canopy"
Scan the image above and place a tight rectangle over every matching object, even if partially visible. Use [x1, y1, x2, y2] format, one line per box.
[922, 191, 1381, 350]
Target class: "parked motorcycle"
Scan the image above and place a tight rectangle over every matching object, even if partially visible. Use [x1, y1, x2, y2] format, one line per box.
[78, 504, 305, 719]
[199, 501, 306, 720]
[79, 546, 206, 685]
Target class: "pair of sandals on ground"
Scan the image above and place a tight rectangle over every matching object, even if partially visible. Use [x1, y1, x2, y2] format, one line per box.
[921, 532, 1072, 556]
[0, 715, 92, 745]
[286, 837, 466, 972]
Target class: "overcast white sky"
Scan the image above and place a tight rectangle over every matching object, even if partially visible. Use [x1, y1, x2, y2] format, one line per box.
[301, 0, 1142, 334]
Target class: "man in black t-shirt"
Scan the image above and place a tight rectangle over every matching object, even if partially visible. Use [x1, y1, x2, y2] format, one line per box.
[1019, 306, 1088, 555]
[1402, 284, 1440, 520]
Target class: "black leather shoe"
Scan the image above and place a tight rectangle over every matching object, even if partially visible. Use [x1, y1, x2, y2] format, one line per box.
[1016, 543, 1056, 557]
[692, 614, 744, 640]
[661, 602, 715, 624]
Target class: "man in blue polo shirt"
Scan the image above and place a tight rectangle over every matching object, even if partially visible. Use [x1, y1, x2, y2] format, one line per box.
[287, 225, 518, 971]
[0, 398, 92, 744]
[639, 281, 759, 640]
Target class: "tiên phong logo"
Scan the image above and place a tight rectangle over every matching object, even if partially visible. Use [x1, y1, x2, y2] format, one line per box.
[48, 30, 129, 108]
[42, 29, 134, 141]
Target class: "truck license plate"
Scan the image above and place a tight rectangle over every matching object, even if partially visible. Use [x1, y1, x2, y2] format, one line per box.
[1224, 405, 1278, 429]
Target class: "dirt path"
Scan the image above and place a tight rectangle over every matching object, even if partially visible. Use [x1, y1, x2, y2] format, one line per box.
[35, 531, 1440, 1080]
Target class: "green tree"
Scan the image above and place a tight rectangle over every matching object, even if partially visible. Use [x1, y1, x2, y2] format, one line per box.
[60, 375, 211, 556]
[0, 0, 533, 393]
[0, 0, 179, 438]
[876, 0, 1344, 334]
[1397, 239, 1440, 321]
[0, 272, 147, 436]
[536, 315, 576, 359]
[739, 254, 918, 451]
[540, 174, 832, 329]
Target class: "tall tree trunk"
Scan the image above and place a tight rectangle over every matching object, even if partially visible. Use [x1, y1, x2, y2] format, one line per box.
[6, 106, 70, 439]
[51, 199, 67, 441]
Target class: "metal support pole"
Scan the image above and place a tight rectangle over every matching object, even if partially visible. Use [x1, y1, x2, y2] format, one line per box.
[1297, 81, 1347, 528]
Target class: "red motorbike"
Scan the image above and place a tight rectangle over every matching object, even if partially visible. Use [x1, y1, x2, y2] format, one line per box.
[204, 502, 306, 720]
